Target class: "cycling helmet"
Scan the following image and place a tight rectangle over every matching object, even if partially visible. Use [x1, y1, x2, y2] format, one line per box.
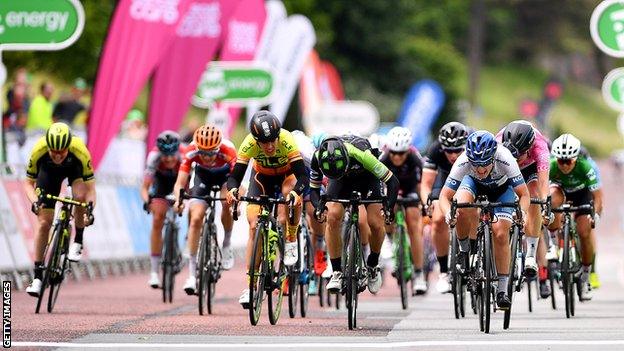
[46, 122, 72, 151]
[465, 130, 497, 166]
[501, 120, 535, 158]
[318, 137, 349, 179]
[312, 132, 328, 149]
[156, 130, 180, 156]
[386, 127, 412, 152]
[438, 122, 469, 150]
[551, 133, 580, 160]
[250, 110, 281, 142]
[194, 124, 222, 150]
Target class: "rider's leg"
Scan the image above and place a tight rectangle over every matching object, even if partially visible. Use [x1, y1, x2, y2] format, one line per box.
[431, 201, 450, 275]
[220, 185, 234, 248]
[359, 205, 371, 260]
[280, 175, 302, 243]
[187, 201, 208, 278]
[71, 179, 89, 245]
[524, 180, 541, 275]
[149, 199, 168, 274]
[576, 215, 594, 269]
[326, 202, 345, 272]
[406, 206, 424, 271]
[454, 189, 478, 250]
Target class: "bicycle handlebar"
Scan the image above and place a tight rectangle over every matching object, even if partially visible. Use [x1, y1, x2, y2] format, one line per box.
[449, 197, 522, 228]
[232, 194, 295, 223]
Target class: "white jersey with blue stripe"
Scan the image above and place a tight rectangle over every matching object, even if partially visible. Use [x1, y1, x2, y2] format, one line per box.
[445, 146, 524, 190]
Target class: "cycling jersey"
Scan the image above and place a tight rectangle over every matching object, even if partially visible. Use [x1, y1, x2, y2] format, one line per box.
[549, 158, 600, 193]
[144, 147, 183, 179]
[423, 140, 454, 173]
[445, 147, 525, 191]
[380, 146, 423, 195]
[496, 127, 550, 172]
[291, 131, 315, 169]
[236, 129, 302, 176]
[27, 135, 94, 181]
[179, 140, 237, 174]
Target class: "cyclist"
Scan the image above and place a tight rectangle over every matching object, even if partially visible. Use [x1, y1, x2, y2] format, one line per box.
[225, 110, 308, 308]
[579, 146, 602, 290]
[173, 124, 237, 295]
[291, 130, 326, 295]
[25, 122, 96, 297]
[311, 135, 400, 294]
[438, 131, 530, 309]
[548, 134, 602, 301]
[420, 122, 469, 293]
[498, 120, 552, 296]
[141, 131, 183, 289]
[381, 126, 427, 295]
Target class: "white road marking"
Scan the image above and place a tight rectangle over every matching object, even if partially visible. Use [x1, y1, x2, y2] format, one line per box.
[12, 340, 624, 348]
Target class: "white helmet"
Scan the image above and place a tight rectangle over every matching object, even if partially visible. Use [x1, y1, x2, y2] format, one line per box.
[552, 133, 581, 160]
[387, 127, 412, 152]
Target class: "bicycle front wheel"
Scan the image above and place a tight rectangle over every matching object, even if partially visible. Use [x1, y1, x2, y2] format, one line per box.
[46, 224, 67, 313]
[197, 228, 209, 315]
[503, 226, 520, 329]
[483, 225, 493, 334]
[345, 224, 360, 330]
[397, 226, 408, 310]
[249, 223, 266, 326]
[268, 234, 286, 325]
[562, 222, 573, 319]
[300, 235, 313, 318]
[450, 229, 460, 319]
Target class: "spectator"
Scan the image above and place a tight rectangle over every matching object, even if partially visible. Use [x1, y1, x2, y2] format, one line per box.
[120, 109, 147, 140]
[53, 78, 88, 125]
[27, 81, 55, 131]
[3, 68, 31, 144]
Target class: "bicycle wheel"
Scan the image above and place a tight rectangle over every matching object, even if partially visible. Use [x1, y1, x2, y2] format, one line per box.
[197, 232, 208, 315]
[288, 266, 298, 318]
[504, 227, 519, 329]
[318, 275, 325, 307]
[562, 221, 573, 319]
[36, 223, 61, 313]
[476, 233, 485, 332]
[397, 226, 408, 310]
[249, 223, 266, 326]
[163, 224, 176, 303]
[548, 261, 558, 310]
[47, 225, 67, 313]
[345, 224, 360, 330]
[527, 278, 533, 313]
[300, 236, 313, 318]
[483, 225, 493, 334]
[268, 233, 286, 325]
[450, 229, 460, 319]
[207, 228, 219, 315]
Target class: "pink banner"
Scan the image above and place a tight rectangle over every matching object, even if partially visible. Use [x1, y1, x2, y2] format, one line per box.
[3, 180, 39, 261]
[217, 0, 266, 137]
[147, 0, 239, 151]
[87, 0, 192, 169]
[320, 61, 345, 101]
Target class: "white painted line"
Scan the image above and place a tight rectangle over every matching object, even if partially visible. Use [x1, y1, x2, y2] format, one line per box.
[11, 340, 624, 348]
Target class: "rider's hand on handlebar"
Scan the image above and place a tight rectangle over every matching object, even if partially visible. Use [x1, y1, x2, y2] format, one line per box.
[541, 209, 554, 226]
[226, 188, 239, 205]
[287, 190, 301, 207]
[31, 201, 42, 215]
[314, 205, 327, 222]
[444, 211, 456, 226]
[593, 213, 600, 227]
[514, 210, 527, 226]
[384, 208, 395, 224]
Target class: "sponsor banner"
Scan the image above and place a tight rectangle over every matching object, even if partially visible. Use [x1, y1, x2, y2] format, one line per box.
[216, 0, 266, 137]
[147, 0, 239, 151]
[298, 50, 324, 119]
[86, 185, 135, 260]
[98, 137, 146, 182]
[602, 67, 624, 111]
[116, 186, 151, 255]
[320, 61, 344, 101]
[245, 0, 288, 124]
[0, 181, 31, 271]
[306, 101, 379, 136]
[1, 180, 37, 263]
[87, 0, 193, 169]
[269, 15, 316, 122]
[397, 79, 445, 150]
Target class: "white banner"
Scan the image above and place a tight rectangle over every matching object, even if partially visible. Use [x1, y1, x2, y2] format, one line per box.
[269, 15, 316, 122]
[0, 181, 31, 271]
[246, 0, 287, 124]
[306, 101, 380, 137]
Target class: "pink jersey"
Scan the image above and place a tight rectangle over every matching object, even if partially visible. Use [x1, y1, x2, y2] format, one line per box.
[496, 127, 550, 172]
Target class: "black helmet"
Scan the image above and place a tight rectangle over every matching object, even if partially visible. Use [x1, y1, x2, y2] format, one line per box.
[250, 110, 281, 142]
[438, 122, 468, 150]
[156, 130, 180, 155]
[318, 137, 349, 179]
[501, 120, 535, 158]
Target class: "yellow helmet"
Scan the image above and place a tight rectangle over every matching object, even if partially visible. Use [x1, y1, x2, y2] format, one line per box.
[46, 122, 72, 151]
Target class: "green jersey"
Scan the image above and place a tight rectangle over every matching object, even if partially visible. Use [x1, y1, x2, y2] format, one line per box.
[549, 158, 599, 193]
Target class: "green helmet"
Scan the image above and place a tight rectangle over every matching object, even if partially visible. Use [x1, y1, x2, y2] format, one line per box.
[46, 122, 72, 151]
[318, 137, 349, 179]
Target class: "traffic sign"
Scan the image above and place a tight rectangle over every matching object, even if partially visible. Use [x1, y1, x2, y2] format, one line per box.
[193, 62, 274, 107]
[590, 0, 624, 58]
[602, 68, 624, 111]
[0, 0, 85, 51]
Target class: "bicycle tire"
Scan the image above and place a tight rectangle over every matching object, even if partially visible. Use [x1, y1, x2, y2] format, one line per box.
[548, 261, 557, 310]
[288, 266, 298, 318]
[300, 236, 313, 318]
[484, 225, 492, 334]
[318, 275, 325, 307]
[398, 225, 408, 310]
[346, 223, 359, 330]
[46, 224, 67, 313]
[268, 233, 285, 325]
[36, 223, 61, 313]
[207, 229, 219, 315]
[335, 290, 341, 310]
[249, 222, 266, 326]
[476, 233, 485, 332]
[450, 229, 460, 319]
[504, 226, 519, 329]
[562, 220, 573, 319]
[197, 228, 209, 315]
[527, 278, 533, 313]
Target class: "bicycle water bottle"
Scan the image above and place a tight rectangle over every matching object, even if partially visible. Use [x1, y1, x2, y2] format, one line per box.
[268, 228, 279, 262]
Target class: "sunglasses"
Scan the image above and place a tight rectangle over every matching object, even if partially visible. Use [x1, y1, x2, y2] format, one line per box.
[556, 158, 574, 165]
[443, 148, 463, 154]
[49, 149, 68, 156]
[389, 150, 407, 156]
[198, 149, 219, 157]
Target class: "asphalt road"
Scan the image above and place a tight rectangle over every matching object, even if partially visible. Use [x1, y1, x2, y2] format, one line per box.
[8, 162, 624, 351]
